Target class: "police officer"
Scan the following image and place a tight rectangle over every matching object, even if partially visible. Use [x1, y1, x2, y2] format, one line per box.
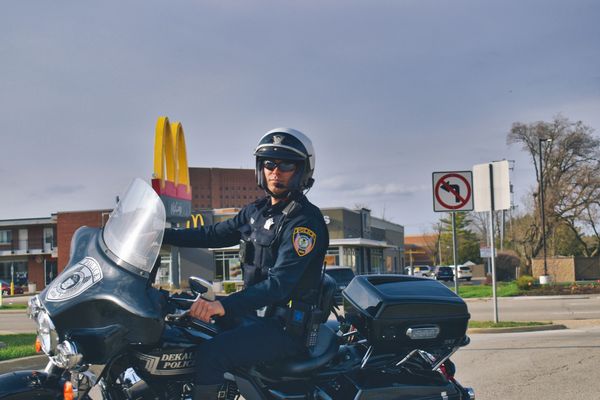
[163, 128, 329, 399]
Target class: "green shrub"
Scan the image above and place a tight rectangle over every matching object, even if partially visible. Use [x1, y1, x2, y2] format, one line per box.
[516, 275, 536, 290]
[223, 282, 237, 294]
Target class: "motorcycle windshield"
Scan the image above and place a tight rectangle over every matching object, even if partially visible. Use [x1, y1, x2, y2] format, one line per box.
[103, 178, 166, 273]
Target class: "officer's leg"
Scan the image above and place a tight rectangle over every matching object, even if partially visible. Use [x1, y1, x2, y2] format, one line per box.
[194, 317, 302, 389]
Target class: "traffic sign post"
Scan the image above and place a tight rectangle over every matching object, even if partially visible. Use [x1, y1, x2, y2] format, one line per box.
[473, 160, 511, 323]
[432, 171, 474, 295]
[432, 171, 474, 212]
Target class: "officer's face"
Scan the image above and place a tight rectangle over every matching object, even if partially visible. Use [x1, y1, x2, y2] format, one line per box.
[263, 159, 296, 196]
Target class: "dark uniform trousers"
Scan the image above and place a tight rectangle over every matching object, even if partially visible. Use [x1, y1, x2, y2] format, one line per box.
[163, 195, 329, 387]
[195, 315, 303, 384]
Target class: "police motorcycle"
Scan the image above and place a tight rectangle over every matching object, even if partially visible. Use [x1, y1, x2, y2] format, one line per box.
[0, 178, 475, 400]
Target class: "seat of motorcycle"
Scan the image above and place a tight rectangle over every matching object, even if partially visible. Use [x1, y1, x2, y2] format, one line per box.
[258, 323, 339, 377]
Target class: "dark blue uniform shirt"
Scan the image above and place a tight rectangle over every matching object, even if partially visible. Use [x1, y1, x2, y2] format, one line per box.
[163, 195, 329, 318]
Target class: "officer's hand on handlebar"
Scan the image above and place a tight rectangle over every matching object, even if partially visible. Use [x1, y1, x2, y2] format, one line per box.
[189, 298, 225, 323]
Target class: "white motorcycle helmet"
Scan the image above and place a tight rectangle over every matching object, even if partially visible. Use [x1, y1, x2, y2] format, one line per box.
[254, 128, 315, 196]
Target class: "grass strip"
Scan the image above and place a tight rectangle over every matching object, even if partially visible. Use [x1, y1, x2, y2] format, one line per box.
[455, 282, 522, 298]
[469, 321, 550, 329]
[0, 304, 28, 310]
[0, 334, 38, 361]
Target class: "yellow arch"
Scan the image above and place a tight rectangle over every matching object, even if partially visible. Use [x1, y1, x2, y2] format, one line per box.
[153, 117, 175, 187]
[170, 121, 190, 191]
[186, 213, 205, 229]
[153, 116, 190, 194]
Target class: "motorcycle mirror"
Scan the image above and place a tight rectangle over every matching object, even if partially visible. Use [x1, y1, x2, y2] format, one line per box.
[189, 276, 215, 301]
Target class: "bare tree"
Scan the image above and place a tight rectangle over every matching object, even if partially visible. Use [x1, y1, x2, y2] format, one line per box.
[508, 115, 600, 259]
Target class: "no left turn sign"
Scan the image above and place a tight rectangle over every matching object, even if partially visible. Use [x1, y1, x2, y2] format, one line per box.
[432, 171, 474, 212]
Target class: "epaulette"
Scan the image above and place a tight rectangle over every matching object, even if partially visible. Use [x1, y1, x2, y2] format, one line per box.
[282, 199, 303, 218]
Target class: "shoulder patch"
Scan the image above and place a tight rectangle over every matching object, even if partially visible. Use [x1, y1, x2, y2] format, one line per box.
[292, 227, 316, 257]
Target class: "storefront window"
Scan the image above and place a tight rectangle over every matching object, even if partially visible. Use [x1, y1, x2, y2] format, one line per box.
[343, 247, 357, 269]
[325, 247, 340, 266]
[215, 251, 242, 281]
[370, 248, 384, 274]
[156, 252, 171, 285]
[0, 261, 28, 283]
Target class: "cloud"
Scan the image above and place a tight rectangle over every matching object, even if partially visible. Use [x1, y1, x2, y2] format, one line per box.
[319, 176, 428, 197]
[43, 184, 86, 195]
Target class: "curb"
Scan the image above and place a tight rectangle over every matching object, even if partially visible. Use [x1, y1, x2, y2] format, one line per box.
[463, 295, 591, 301]
[0, 309, 27, 314]
[468, 324, 567, 334]
[0, 355, 47, 374]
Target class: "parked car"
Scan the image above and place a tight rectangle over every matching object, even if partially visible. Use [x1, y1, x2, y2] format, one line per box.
[325, 266, 355, 305]
[450, 265, 473, 281]
[413, 265, 434, 278]
[0, 280, 24, 295]
[434, 266, 454, 282]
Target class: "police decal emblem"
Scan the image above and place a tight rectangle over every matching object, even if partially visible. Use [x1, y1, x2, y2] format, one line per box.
[292, 227, 316, 257]
[46, 257, 103, 302]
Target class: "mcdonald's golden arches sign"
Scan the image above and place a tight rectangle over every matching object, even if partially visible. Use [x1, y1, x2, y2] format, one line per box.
[152, 116, 193, 222]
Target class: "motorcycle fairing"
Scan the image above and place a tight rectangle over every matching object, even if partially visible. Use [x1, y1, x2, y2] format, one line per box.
[40, 227, 166, 348]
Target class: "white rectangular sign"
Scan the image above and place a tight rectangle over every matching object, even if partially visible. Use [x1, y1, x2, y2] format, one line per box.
[480, 246, 492, 258]
[473, 160, 511, 212]
[432, 171, 474, 212]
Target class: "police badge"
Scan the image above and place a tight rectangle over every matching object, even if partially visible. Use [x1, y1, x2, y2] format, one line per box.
[292, 227, 316, 257]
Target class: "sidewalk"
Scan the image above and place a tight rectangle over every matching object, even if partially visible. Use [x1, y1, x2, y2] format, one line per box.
[463, 294, 597, 301]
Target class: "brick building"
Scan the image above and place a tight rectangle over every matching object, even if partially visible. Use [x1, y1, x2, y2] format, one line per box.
[189, 167, 264, 209]
[55, 210, 112, 278]
[0, 217, 57, 291]
[404, 234, 439, 267]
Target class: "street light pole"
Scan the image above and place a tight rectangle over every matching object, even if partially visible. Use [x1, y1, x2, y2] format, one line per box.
[538, 138, 552, 283]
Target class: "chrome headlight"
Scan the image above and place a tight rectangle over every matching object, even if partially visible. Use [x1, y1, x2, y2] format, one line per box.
[27, 295, 43, 320]
[54, 340, 83, 369]
[37, 310, 59, 355]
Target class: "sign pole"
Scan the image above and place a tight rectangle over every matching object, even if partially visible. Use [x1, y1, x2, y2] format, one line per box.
[451, 211, 459, 295]
[488, 163, 499, 323]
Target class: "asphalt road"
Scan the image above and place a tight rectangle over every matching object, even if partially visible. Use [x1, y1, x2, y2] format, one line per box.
[465, 295, 600, 321]
[454, 322, 600, 400]
[0, 312, 36, 334]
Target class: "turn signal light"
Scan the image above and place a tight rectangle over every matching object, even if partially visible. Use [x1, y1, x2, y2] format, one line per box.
[63, 381, 74, 400]
[35, 338, 42, 353]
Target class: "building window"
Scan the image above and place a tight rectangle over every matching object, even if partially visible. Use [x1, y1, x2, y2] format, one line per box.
[43, 227, 54, 252]
[155, 252, 171, 285]
[326, 247, 340, 266]
[370, 248, 384, 274]
[214, 251, 242, 281]
[0, 230, 11, 245]
[0, 261, 27, 283]
[343, 247, 357, 269]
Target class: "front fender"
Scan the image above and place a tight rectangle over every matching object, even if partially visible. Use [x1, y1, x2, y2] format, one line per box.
[0, 370, 64, 400]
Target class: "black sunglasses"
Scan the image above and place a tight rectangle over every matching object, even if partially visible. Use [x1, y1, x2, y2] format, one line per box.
[263, 160, 297, 172]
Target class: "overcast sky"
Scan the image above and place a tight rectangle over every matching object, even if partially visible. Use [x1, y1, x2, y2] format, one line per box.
[1, 0, 599, 234]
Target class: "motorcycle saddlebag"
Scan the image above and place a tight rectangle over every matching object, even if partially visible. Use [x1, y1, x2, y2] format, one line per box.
[342, 275, 469, 352]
